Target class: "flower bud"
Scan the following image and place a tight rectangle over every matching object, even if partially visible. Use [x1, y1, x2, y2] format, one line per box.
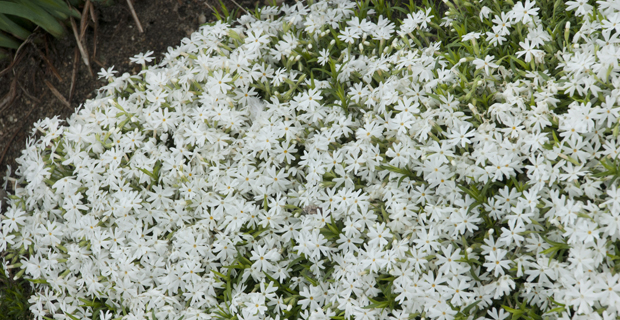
[330, 39, 336, 46]
[466, 247, 473, 254]
[307, 44, 312, 50]
[488, 229, 494, 235]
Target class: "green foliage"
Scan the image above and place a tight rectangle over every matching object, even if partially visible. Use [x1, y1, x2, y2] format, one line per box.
[210, 0, 243, 25]
[0, 263, 34, 320]
[0, 0, 81, 50]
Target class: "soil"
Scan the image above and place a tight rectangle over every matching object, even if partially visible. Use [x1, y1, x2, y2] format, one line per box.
[0, 0, 259, 194]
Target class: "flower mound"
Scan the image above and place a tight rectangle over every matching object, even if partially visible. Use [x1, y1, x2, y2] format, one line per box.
[3, 0, 620, 319]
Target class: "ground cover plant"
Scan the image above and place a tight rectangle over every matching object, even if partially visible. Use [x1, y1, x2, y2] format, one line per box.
[2, 0, 620, 319]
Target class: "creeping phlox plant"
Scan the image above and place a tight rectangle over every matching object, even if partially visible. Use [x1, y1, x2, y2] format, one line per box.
[3, 0, 620, 319]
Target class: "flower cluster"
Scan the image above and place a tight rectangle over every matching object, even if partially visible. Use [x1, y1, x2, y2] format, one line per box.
[2, 0, 620, 319]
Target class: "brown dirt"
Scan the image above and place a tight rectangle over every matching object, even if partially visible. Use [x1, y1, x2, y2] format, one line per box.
[0, 0, 259, 193]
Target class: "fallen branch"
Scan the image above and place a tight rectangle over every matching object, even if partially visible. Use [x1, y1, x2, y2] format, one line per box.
[126, 0, 144, 33]
[17, 80, 41, 104]
[32, 44, 63, 82]
[70, 17, 93, 77]
[0, 31, 32, 77]
[0, 52, 23, 77]
[90, 2, 98, 58]
[79, 0, 92, 40]
[230, 0, 250, 15]
[69, 47, 79, 104]
[70, 17, 90, 67]
[43, 79, 71, 110]
[204, 2, 216, 13]
[0, 77, 18, 115]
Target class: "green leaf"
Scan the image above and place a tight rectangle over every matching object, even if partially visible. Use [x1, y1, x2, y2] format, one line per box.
[64, 312, 80, 320]
[78, 297, 104, 308]
[502, 305, 523, 318]
[34, 0, 79, 20]
[25, 278, 49, 285]
[362, 298, 389, 309]
[0, 1, 65, 38]
[458, 184, 484, 203]
[139, 168, 157, 182]
[211, 269, 230, 281]
[217, 0, 230, 19]
[0, 13, 31, 40]
[461, 300, 481, 314]
[0, 31, 20, 49]
[510, 55, 529, 70]
[238, 254, 253, 267]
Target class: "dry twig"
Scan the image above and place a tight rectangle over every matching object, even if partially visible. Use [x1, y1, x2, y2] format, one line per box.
[79, 0, 92, 40]
[0, 52, 24, 77]
[126, 0, 144, 33]
[0, 31, 34, 77]
[0, 78, 18, 115]
[70, 18, 89, 67]
[90, 2, 98, 58]
[69, 47, 79, 104]
[17, 80, 41, 104]
[230, 0, 250, 15]
[43, 79, 71, 110]
[70, 17, 94, 77]
[204, 2, 217, 14]
[32, 44, 63, 82]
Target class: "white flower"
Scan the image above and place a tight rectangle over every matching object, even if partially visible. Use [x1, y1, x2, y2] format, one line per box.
[317, 48, 330, 66]
[566, 0, 594, 16]
[366, 222, 391, 247]
[472, 55, 499, 76]
[462, 31, 482, 42]
[6, 1, 620, 319]
[483, 249, 512, 277]
[129, 50, 155, 65]
[515, 39, 545, 63]
[510, 0, 539, 24]
[250, 244, 280, 272]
